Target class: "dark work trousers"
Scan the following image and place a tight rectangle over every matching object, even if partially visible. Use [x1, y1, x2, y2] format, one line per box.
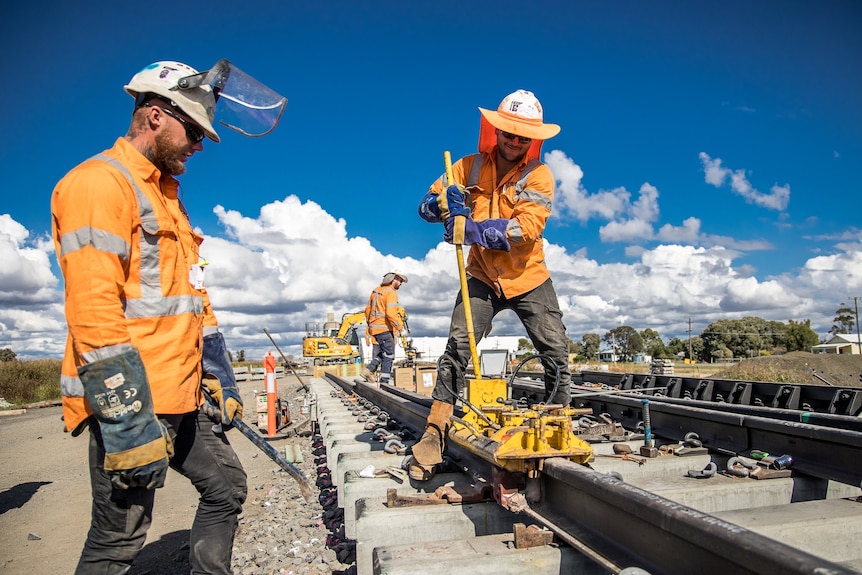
[75, 410, 247, 575]
[368, 331, 395, 384]
[432, 276, 572, 405]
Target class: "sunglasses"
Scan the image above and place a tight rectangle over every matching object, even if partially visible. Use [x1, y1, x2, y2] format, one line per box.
[148, 103, 205, 143]
[500, 131, 532, 144]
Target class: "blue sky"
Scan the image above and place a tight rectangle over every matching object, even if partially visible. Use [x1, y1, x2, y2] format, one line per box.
[2, 1, 861, 360]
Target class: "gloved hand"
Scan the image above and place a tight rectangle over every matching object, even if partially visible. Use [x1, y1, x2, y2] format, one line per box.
[444, 217, 510, 251]
[437, 185, 471, 219]
[78, 348, 173, 490]
[418, 192, 442, 223]
[202, 332, 244, 425]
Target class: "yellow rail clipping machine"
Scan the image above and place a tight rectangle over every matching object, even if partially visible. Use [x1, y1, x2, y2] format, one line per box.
[438, 151, 593, 485]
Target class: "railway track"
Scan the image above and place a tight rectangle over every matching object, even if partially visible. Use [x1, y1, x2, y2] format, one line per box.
[308, 373, 862, 575]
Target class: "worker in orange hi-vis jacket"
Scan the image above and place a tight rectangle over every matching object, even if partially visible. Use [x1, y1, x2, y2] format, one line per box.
[410, 89, 572, 481]
[362, 270, 408, 385]
[51, 59, 286, 574]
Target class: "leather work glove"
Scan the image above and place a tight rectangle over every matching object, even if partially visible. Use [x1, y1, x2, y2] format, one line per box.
[444, 217, 510, 251]
[202, 332, 244, 425]
[418, 185, 472, 223]
[78, 348, 174, 490]
[418, 192, 442, 223]
[437, 184, 471, 220]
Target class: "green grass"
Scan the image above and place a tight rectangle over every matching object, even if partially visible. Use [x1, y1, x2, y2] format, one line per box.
[0, 359, 62, 406]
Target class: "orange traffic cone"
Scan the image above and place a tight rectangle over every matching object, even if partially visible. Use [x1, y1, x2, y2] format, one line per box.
[263, 350, 281, 439]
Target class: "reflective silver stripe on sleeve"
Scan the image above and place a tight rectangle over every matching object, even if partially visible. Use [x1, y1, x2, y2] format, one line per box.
[203, 326, 220, 337]
[123, 294, 204, 319]
[60, 374, 85, 397]
[507, 219, 524, 243]
[59, 227, 130, 260]
[81, 343, 134, 363]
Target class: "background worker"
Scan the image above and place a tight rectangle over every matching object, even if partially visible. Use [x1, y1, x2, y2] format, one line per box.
[362, 270, 408, 385]
[51, 60, 284, 574]
[410, 89, 572, 481]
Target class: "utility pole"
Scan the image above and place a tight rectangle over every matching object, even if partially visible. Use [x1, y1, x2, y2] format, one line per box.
[687, 317, 693, 363]
[851, 296, 861, 353]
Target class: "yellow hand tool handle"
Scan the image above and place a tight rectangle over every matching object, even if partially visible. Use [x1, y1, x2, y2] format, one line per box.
[444, 151, 482, 380]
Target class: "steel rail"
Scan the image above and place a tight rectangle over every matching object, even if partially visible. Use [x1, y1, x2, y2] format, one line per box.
[538, 457, 857, 575]
[512, 376, 862, 431]
[323, 374, 858, 575]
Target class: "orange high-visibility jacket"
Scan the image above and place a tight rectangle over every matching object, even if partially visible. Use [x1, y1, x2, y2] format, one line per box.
[51, 138, 216, 432]
[429, 148, 554, 298]
[365, 285, 403, 336]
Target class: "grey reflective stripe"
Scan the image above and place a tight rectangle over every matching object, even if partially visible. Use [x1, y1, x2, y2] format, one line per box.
[87, 155, 203, 320]
[203, 326, 219, 337]
[60, 226, 130, 260]
[124, 294, 203, 319]
[89, 154, 164, 302]
[81, 343, 134, 363]
[467, 155, 483, 187]
[368, 290, 387, 324]
[60, 374, 84, 397]
[508, 219, 524, 243]
[513, 159, 552, 210]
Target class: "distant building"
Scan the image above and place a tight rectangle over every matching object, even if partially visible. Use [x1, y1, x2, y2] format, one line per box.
[812, 334, 861, 355]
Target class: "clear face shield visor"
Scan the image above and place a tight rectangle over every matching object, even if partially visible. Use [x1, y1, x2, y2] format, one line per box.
[178, 58, 287, 137]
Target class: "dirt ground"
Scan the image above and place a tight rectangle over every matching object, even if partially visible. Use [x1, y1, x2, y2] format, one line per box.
[0, 375, 311, 575]
[709, 351, 862, 388]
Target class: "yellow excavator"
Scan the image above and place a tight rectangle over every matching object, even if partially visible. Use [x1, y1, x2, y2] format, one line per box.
[302, 311, 364, 365]
[303, 308, 417, 365]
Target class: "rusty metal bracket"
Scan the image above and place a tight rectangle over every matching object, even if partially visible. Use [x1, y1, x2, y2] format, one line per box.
[385, 488, 448, 507]
[385, 484, 491, 508]
[513, 523, 554, 549]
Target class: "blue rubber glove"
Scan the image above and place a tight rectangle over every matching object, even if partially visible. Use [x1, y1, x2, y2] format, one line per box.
[78, 348, 173, 490]
[444, 217, 510, 251]
[202, 332, 244, 425]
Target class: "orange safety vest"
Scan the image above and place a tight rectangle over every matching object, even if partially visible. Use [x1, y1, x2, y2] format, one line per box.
[429, 148, 553, 298]
[364, 285, 403, 336]
[51, 138, 215, 432]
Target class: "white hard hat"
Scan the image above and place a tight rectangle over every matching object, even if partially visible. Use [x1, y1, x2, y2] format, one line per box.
[124, 61, 220, 142]
[478, 89, 560, 140]
[381, 269, 408, 285]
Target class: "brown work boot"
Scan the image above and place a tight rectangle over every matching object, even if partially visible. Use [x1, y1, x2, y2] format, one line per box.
[409, 401, 453, 480]
[360, 367, 375, 382]
[407, 457, 436, 481]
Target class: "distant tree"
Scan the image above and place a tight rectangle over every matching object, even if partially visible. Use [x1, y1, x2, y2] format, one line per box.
[666, 337, 686, 358]
[568, 339, 585, 359]
[603, 326, 643, 361]
[785, 319, 820, 352]
[581, 333, 601, 360]
[227, 349, 235, 363]
[0, 348, 16, 362]
[639, 328, 668, 359]
[237, 349, 246, 362]
[701, 317, 784, 360]
[515, 338, 535, 360]
[831, 303, 855, 335]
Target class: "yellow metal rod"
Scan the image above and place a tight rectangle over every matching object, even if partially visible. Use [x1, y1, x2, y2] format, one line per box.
[444, 151, 482, 380]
